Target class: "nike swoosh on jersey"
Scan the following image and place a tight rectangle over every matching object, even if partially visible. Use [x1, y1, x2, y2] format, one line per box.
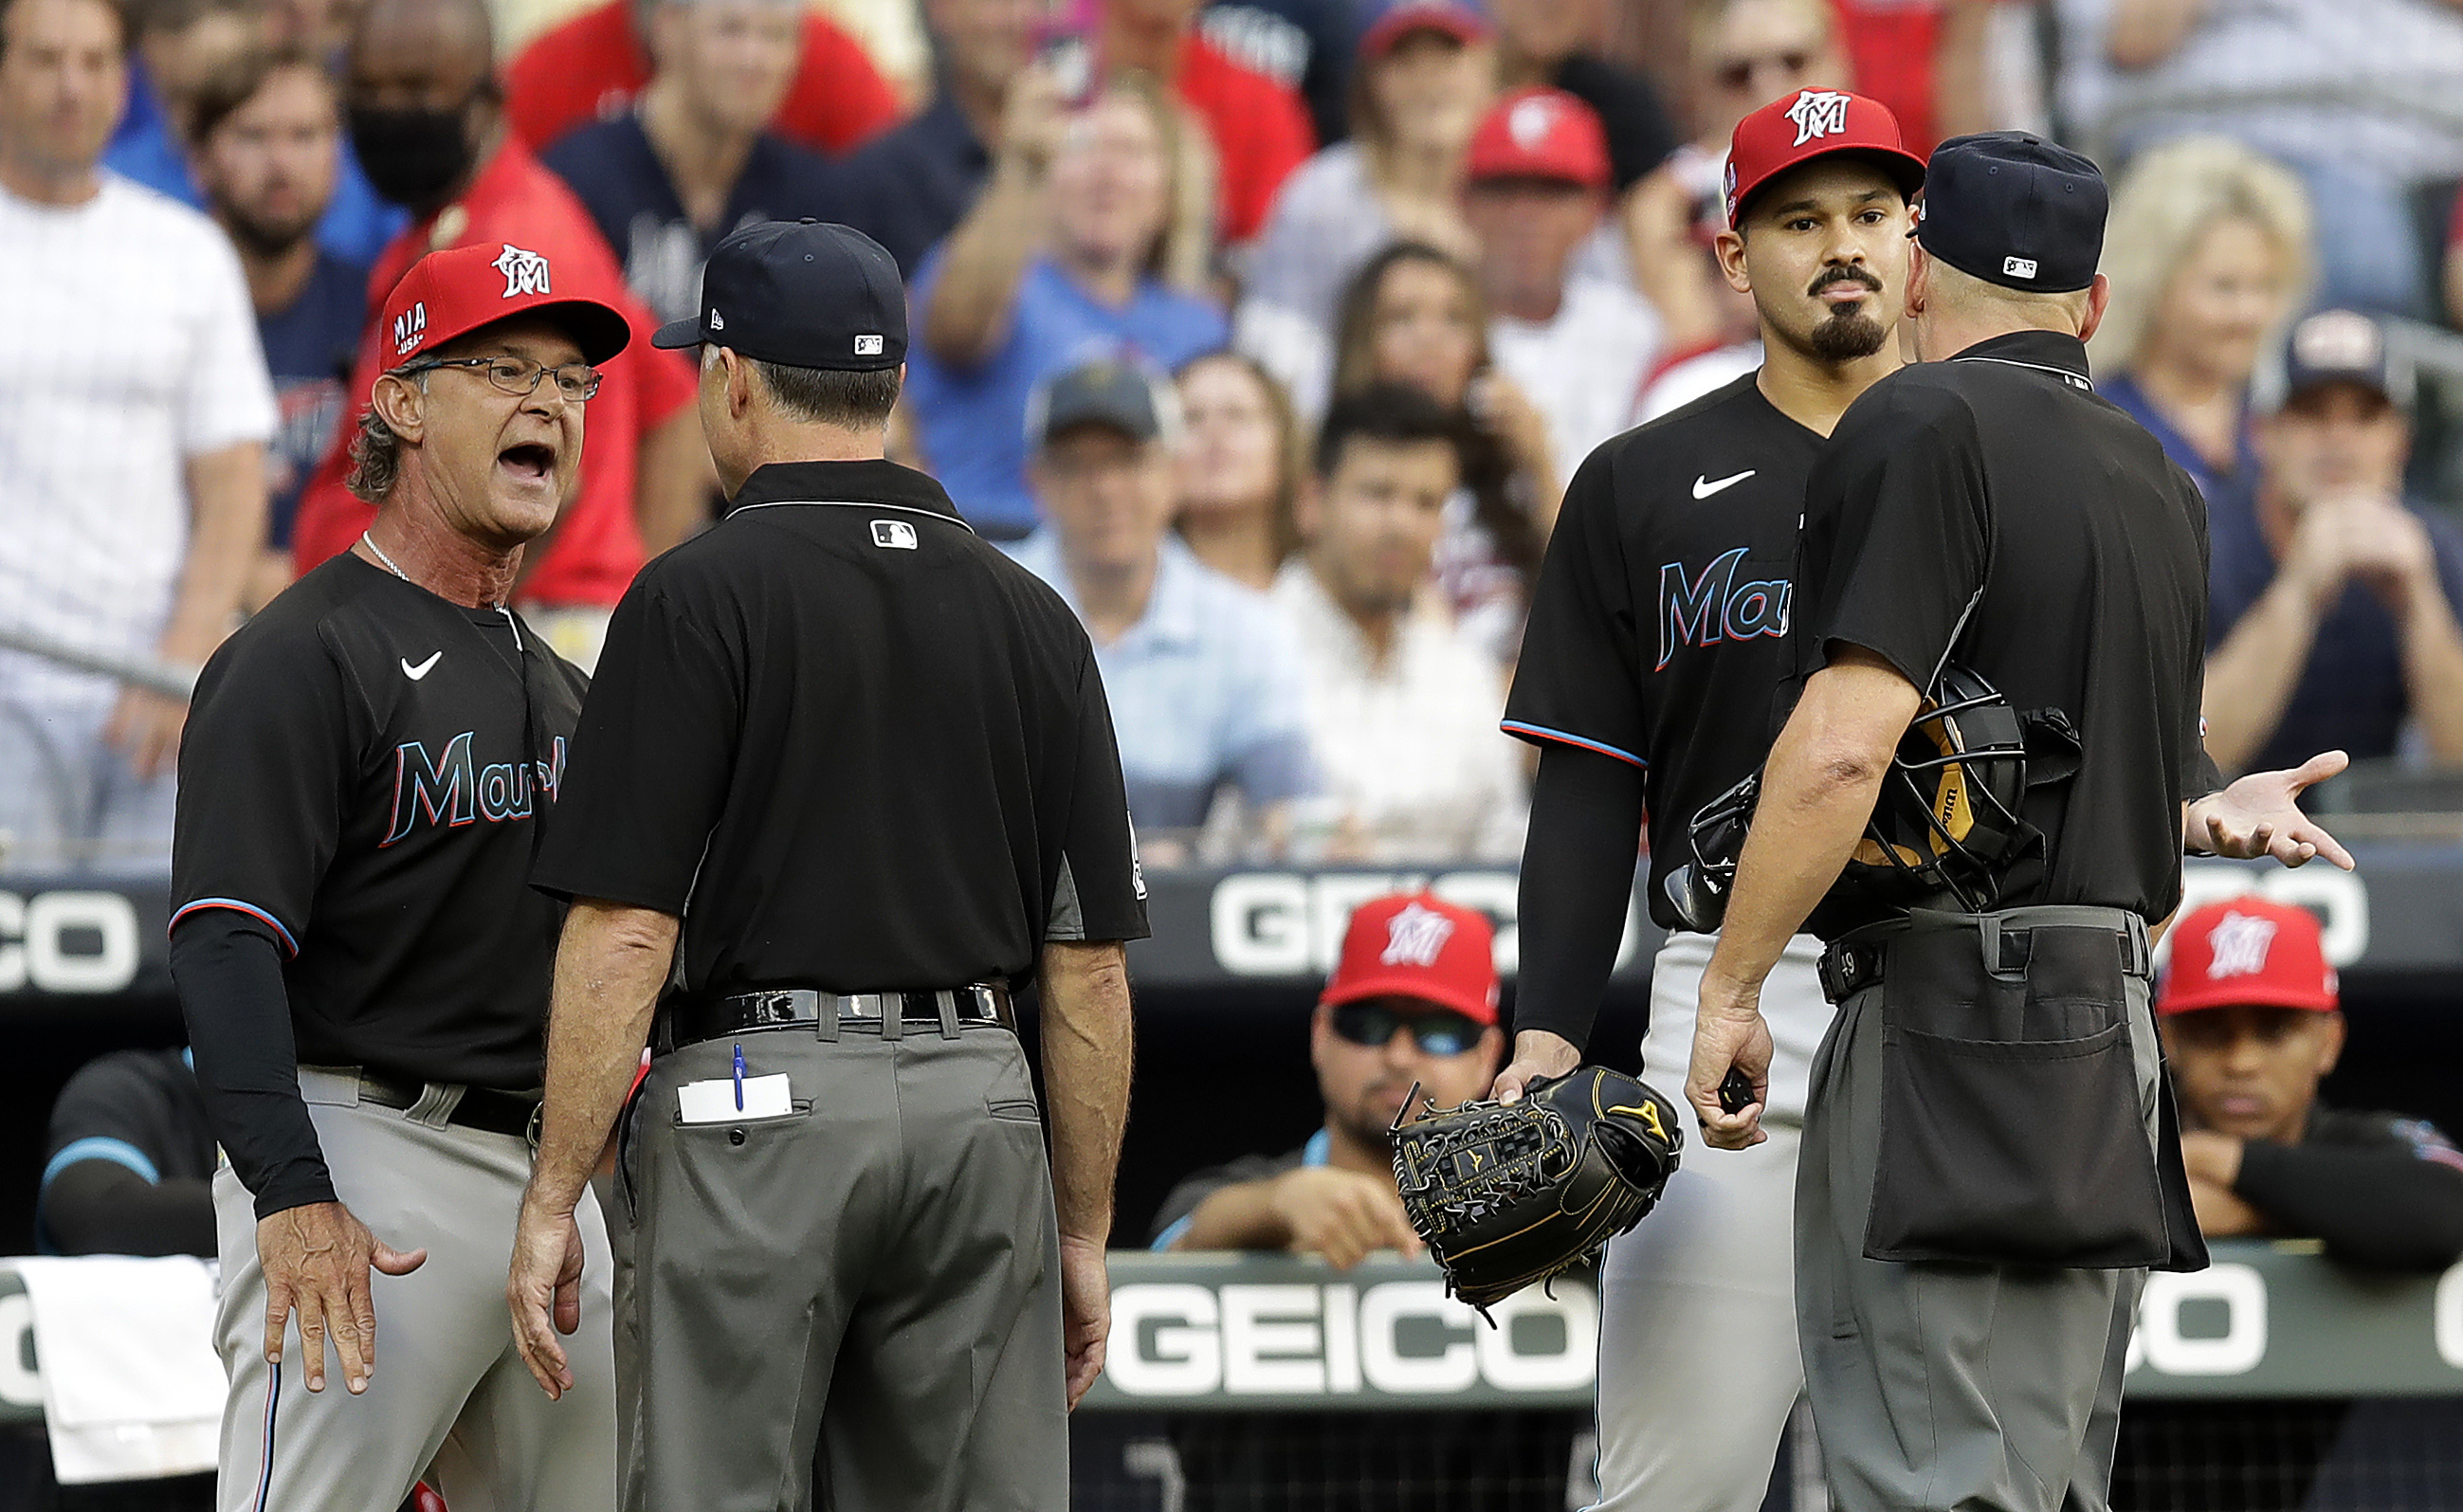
[1692, 469, 1757, 499]
[401, 652, 442, 681]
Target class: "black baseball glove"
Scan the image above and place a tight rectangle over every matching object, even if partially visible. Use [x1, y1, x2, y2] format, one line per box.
[1390, 1066, 1683, 1314]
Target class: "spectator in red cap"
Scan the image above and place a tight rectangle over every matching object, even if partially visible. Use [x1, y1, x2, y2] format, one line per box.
[500, 0, 899, 160]
[289, 0, 705, 669]
[1465, 86, 1662, 491]
[2161, 897, 2463, 1269]
[1150, 893, 1503, 1266]
[1241, 1, 1492, 352]
[1487, 0, 1676, 192]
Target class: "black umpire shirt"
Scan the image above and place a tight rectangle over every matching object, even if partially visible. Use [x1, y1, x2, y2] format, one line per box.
[1795, 330, 2212, 935]
[171, 555, 588, 1214]
[533, 460, 1150, 996]
[1505, 373, 1816, 930]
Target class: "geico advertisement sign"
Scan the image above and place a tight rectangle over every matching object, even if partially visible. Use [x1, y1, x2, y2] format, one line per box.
[1208, 871, 1646, 979]
[2127, 1259, 2463, 1377]
[1104, 1280, 1596, 1398]
[0, 891, 139, 993]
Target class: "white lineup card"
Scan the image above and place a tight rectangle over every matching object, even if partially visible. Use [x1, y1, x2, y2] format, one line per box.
[677, 1074, 793, 1123]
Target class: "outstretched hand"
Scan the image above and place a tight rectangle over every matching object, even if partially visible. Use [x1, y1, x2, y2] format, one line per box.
[2189, 751, 2355, 870]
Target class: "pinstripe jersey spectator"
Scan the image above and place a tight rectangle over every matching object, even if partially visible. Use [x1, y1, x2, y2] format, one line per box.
[0, 0, 275, 875]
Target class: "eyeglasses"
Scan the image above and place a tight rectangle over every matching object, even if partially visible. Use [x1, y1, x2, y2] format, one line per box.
[1715, 49, 1815, 90]
[1330, 1002, 1483, 1057]
[403, 355, 603, 402]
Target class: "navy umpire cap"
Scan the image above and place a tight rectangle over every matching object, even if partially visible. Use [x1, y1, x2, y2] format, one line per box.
[652, 219, 906, 371]
[1918, 133, 2107, 295]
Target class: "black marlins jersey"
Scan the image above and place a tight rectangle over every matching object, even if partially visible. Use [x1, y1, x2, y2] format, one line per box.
[172, 553, 587, 1088]
[1505, 373, 1820, 929]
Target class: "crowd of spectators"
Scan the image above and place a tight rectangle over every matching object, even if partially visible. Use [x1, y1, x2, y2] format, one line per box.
[7, 0, 2463, 876]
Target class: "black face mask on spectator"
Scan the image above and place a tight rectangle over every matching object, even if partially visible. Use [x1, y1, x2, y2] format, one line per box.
[350, 83, 488, 212]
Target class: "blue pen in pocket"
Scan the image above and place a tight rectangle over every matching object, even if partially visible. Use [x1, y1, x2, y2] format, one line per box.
[732, 1043, 745, 1112]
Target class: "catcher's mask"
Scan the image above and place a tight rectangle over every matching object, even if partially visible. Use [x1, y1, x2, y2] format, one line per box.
[1665, 664, 2034, 930]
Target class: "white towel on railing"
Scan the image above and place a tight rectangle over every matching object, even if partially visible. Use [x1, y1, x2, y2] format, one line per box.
[11, 1256, 223, 1484]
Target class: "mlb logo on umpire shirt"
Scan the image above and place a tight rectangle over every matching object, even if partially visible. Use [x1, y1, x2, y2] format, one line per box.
[870, 519, 918, 550]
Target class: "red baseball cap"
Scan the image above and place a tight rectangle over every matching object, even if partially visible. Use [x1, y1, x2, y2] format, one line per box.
[1359, 1, 1489, 62]
[2159, 897, 2340, 1015]
[1724, 87, 1925, 228]
[1322, 894, 1500, 1025]
[1465, 87, 1611, 191]
[375, 241, 633, 380]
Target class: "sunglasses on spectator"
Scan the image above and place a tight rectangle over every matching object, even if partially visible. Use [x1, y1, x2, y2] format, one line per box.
[1330, 1002, 1484, 1056]
[1715, 49, 1815, 89]
[403, 355, 604, 402]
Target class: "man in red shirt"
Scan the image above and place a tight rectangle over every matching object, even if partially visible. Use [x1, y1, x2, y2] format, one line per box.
[1104, 0, 1311, 245]
[297, 0, 702, 667]
[502, 0, 901, 157]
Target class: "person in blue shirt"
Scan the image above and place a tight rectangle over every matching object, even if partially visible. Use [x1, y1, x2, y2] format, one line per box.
[539, 0, 838, 332]
[102, 0, 404, 266]
[191, 46, 367, 601]
[1005, 358, 1314, 858]
[2093, 137, 2314, 566]
[830, 0, 1024, 278]
[909, 75, 1228, 537]
[2202, 309, 2463, 776]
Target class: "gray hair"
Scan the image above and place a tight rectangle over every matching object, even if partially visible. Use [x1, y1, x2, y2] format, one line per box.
[709, 348, 903, 428]
[344, 368, 429, 504]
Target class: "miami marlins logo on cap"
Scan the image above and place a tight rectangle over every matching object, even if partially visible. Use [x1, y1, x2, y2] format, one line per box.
[1381, 902, 1456, 968]
[1784, 90, 1852, 147]
[493, 244, 552, 299]
[2204, 911, 2279, 980]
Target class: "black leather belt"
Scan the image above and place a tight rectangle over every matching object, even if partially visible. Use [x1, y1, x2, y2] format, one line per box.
[1817, 914, 2151, 1003]
[356, 1073, 542, 1144]
[667, 983, 1013, 1052]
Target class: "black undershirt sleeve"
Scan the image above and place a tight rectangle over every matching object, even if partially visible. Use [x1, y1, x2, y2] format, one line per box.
[2234, 1140, 2463, 1270]
[1512, 743, 1650, 1052]
[45, 1162, 216, 1258]
[171, 910, 338, 1220]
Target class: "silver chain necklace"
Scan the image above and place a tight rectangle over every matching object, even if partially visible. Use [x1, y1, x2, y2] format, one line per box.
[360, 531, 411, 581]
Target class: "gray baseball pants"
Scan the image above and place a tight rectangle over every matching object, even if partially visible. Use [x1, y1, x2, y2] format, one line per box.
[1797, 912, 2162, 1512]
[619, 1022, 1067, 1512]
[211, 1067, 617, 1512]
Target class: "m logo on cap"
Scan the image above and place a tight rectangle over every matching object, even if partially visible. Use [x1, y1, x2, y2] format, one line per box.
[1784, 90, 1852, 147]
[493, 244, 552, 299]
[2206, 911, 2279, 980]
[2003, 256, 2038, 280]
[854, 334, 885, 357]
[1380, 902, 1456, 969]
[392, 300, 428, 357]
[1506, 94, 1560, 150]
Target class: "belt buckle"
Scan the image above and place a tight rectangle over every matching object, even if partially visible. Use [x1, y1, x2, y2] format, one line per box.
[524, 1102, 543, 1157]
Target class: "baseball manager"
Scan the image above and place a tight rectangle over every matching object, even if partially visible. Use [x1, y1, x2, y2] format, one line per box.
[1688, 135, 2354, 1512]
[505, 220, 1145, 1510]
[170, 241, 625, 1510]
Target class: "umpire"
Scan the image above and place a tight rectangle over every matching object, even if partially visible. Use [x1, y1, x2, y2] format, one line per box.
[1685, 136, 2353, 1512]
[505, 220, 1146, 1511]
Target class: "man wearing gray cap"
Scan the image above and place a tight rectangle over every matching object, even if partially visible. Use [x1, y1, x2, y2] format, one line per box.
[1683, 135, 2354, 1511]
[503, 219, 1146, 1510]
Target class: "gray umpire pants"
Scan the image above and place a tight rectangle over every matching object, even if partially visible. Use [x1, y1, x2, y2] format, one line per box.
[620, 1021, 1067, 1512]
[211, 1068, 617, 1512]
[1797, 916, 2161, 1512]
